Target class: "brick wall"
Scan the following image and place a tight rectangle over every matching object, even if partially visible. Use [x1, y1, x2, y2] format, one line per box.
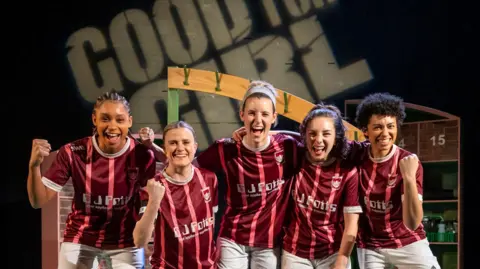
[398, 120, 459, 162]
[396, 123, 418, 154]
[418, 120, 458, 161]
[59, 181, 74, 241]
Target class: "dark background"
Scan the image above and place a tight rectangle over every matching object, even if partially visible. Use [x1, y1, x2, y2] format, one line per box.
[6, 0, 473, 268]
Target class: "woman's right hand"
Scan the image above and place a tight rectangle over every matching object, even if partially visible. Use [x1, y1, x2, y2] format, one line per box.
[30, 139, 51, 167]
[146, 178, 165, 204]
[139, 127, 155, 147]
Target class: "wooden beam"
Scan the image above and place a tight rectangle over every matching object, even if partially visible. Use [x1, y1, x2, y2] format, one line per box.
[167, 67, 365, 141]
[167, 88, 179, 123]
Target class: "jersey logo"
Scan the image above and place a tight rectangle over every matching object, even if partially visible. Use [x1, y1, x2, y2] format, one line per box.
[332, 175, 343, 190]
[70, 145, 85, 151]
[127, 167, 139, 181]
[274, 150, 284, 163]
[387, 173, 397, 188]
[222, 138, 236, 145]
[201, 187, 211, 202]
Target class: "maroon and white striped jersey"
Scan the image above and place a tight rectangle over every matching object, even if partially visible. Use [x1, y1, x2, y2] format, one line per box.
[349, 143, 427, 249]
[139, 166, 218, 269]
[42, 136, 156, 249]
[283, 158, 362, 259]
[196, 134, 301, 248]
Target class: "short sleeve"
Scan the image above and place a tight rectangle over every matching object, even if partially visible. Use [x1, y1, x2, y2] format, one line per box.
[212, 174, 219, 213]
[133, 145, 158, 189]
[345, 141, 370, 165]
[196, 141, 223, 172]
[135, 188, 150, 221]
[274, 131, 303, 146]
[145, 149, 157, 179]
[274, 133, 303, 172]
[401, 160, 423, 201]
[343, 167, 363, 214]
[42, 146, 72, 192]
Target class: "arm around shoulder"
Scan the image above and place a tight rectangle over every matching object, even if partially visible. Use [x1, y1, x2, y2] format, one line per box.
[138, 127, 167, 163]
[194, 140, 225, 172]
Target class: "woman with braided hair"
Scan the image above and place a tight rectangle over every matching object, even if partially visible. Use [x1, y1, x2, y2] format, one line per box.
[27, 90, 156, 269]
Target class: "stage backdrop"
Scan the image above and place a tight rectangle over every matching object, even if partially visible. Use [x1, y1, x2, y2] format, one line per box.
[8, 1, 454, 268]
[63, 0, 374, 149]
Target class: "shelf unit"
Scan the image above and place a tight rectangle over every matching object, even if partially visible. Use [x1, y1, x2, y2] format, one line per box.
[345, 100, 462, 269]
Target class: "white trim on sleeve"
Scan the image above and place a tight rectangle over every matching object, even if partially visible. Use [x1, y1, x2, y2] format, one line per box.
[401, 194, 423, 202]
[41, 177, 63, 192]
[344, 205, 363, 214]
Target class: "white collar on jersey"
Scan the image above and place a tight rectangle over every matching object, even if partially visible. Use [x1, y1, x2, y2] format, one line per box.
[162, 165, 195, 185]
[91, 135, 131, 159]
[241, 135, 271, 152]
[368, 144, 397, 163]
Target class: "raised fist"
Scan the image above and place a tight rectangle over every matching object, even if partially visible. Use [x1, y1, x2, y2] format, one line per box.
[399, 154, 419, 183]
[30, 139, 51, 167]
[146, 178, 165, 203]
[139, 127, 155, 147]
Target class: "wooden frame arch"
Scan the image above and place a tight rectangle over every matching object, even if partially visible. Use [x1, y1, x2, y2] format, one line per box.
[167, 67, 366, 142]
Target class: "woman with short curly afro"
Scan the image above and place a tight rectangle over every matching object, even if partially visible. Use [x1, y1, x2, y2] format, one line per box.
[352, 93, 440, 269]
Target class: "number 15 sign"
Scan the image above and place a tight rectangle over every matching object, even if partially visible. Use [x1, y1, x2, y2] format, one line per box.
[397, 120, 459, 162]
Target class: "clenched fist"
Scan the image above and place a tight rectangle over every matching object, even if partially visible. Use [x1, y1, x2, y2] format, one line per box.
[146, 178, 165, 204]
[30, 139, 51, 168]
[399, 154, 419, 183]
[138, 127, 154, 147]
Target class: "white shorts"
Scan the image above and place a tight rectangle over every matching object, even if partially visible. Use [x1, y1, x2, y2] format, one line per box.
[281, 250, 351, 269]
[357, 239, 441, 269]
[58, 242, 144, 269]
[217, 237, 280, 269]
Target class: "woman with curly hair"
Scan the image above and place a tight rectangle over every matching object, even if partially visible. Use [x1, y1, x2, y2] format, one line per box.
[351, 93, 441, 269]
[281, 104, 362, 269]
